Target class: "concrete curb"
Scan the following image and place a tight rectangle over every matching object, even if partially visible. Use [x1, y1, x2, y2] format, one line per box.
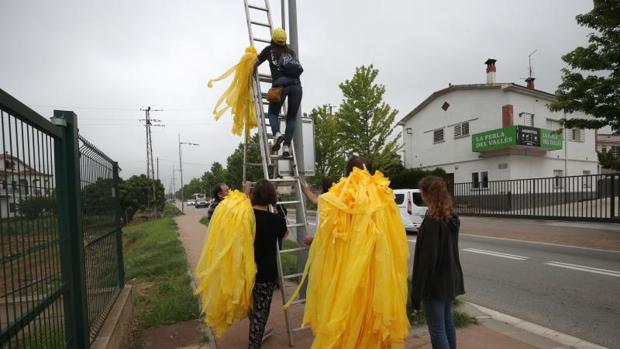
[466, 302, 608, 349]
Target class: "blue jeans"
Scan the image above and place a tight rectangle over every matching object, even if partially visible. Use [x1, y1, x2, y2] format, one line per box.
[267, 83, 302, 146]
[424, 300, 457, 349]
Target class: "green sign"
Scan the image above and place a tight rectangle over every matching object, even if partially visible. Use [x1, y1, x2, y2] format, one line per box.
[541, 128, 563, 150]
[472, 127, 517, 152]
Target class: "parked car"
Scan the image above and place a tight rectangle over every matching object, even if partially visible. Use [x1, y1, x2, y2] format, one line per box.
[186, 200, 195, 206]
[195, 200, 209, 208]
[394, 189, 427, 233]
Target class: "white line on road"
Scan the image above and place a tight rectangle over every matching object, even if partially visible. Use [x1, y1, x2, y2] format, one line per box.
[461, 234, 620, 254]
[545, 261, 620, 278]
[462, 248, 529, 261]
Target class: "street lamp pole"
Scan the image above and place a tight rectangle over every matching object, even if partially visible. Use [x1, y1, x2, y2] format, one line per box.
[178, 134, 199, 213]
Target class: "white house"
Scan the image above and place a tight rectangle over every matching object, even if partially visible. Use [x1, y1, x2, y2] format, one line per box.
[0, 153, 52, 218]
[398, 59, 598, 186]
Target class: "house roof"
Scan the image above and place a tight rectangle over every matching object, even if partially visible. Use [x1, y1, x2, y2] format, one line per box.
[0, 153, 51, 177]
[397, 83, 556, 126]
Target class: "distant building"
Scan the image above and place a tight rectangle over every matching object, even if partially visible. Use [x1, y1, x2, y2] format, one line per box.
[0, 153, 52, 218]
[597, 133, 620, 174]
[398, 59, 598, 185]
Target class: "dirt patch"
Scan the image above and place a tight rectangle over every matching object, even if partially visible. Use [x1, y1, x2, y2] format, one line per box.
[141, 320, 205, 349]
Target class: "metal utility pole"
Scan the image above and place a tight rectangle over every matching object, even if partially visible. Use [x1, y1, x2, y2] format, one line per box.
[140, 106, 164, 217]
[178, 134, 199, 213]
[288, 0, 308, 297]
[171, 165, 176, 201]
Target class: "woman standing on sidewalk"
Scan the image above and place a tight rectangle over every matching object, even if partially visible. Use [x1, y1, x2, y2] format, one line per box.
[411, 176, 465, 349]
[249, 180, 288, 348]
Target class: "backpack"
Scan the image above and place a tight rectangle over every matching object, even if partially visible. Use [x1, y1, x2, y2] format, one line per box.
[278, 51, 304, 78]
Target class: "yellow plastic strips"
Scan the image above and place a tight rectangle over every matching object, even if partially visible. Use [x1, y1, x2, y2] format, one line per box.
[194, 190, 256, 338]
[207, 46, 258, 138]
[286, 168, 410, 348]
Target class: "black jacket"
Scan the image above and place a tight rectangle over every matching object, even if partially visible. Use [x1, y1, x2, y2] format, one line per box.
[206, 196, 223, 221]
[410, 212, 465, 310]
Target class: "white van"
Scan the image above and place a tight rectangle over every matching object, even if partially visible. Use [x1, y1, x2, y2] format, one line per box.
[393, 189, 427, 233]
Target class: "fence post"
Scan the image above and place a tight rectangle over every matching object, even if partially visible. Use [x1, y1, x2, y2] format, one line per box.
[113, 162, 125, 287]
[53, 110, 90, 349]
[611, 174, 617, 220]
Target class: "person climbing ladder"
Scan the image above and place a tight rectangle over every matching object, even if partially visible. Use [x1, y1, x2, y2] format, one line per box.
[255, 27, 304, 158]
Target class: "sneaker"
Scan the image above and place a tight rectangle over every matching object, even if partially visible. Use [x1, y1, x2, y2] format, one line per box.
[282, 145, 291, 158]
[271, 132, 284, 152]
[262, 327, 273, 342]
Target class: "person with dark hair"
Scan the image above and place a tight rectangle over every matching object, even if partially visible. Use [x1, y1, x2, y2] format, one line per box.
[255, 27, 303, 158]
[248, 179, 288, 348]
[411, 176, 464, 349]
[207, 183, 230, 221]
[299, 176, 337, 245]
[345, 155, 372, 176]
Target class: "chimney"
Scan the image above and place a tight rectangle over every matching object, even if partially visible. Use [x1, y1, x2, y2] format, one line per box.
[525, 77, 535, 90]
[502, 104, 513, 127]
[485, 58, 497, 84]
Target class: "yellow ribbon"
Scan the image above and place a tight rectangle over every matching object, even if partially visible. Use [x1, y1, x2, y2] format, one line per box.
[208, 46, 258, 138]
[285, 169, 410, 348]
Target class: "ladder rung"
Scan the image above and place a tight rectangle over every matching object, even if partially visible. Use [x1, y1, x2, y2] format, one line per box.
[270, 177, 297, 183]
[292, 326, 311, 332]
[292, 298, 306, 305]
[255, 38, 271, 44]
[287, 223, 305, 228]
[283, 272, 303, 279]
[277, 200, 301, 205]
[271, 155, 293, 161]
[251, 21, 271, 28]
[280, 247, 307, 253]
[247, 162, 263, 166]
[248, 4, 268, 11]
[258, 74, 272, 83]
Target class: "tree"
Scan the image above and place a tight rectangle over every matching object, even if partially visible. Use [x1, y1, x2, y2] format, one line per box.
[336, 65, 402, 172]
[549, 0, 620, 131]
[311, 105, 345, 180]
[18, 196, 56, 219]
[201, 162, 229, 198]
[119, 175, 165, 222]
[226, 134, 263, 188]
[598, 150, 620, 171]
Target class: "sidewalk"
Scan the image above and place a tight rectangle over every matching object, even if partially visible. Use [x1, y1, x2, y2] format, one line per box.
[175, 207, 602, 349]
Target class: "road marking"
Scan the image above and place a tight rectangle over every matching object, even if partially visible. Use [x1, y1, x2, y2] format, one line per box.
[461, 234, 620, 254]
[545, 261, 620, 278]
[462, 248, 529, 261]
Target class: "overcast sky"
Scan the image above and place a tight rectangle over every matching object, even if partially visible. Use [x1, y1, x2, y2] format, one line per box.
[0, 0, 594, 192]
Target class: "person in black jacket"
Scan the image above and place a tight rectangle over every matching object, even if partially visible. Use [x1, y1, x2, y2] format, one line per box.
[255, 27, 303, 158]
[206, 183, 229, 221]
[410, 176, 464, 349]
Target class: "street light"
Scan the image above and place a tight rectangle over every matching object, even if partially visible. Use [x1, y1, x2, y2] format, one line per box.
[178, 134, 199, 213]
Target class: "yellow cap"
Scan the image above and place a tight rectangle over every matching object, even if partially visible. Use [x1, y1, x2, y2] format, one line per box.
[272, 28, 287, 45]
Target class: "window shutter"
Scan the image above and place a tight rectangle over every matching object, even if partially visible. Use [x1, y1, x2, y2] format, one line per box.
[454, 124, 461, 138]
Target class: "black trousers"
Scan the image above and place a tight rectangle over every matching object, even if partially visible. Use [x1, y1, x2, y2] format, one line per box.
[267, 83, 303, 146]
[248, 282, 276, 349]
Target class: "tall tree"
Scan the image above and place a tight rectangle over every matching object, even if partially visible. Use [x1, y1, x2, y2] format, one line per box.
[226, 134, 263, 188]
[336, 65, 402, 172]
[311, 105, 344, 180]
[119, 175, 165, 222]
[201, 162, 228, 197]
[549, 0, 620, 131]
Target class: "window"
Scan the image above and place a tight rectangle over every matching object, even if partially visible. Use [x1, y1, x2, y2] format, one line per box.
[472, 173, 480, 189]
[454, 121, 470, 138]
[1, 180, 6, 190]
[602, 146, 608, 153]
[519, 112, 534, 127]
[433, 129, 445, 144]
[481, 171, 489, 189]
[569, 128, 585, 142]
[546, 119, 562, 131]
[441, 102, 450, 111]
[4, 160, 15, 170]
[498, 163, 508, 170]
[553, 170, 564, 188]
[610, 146, 620, 158]
[20, 179, 29, 195]
[412, 193, 425, 207]
[394, 194, 405, 205]
[9, 203, 16, 213]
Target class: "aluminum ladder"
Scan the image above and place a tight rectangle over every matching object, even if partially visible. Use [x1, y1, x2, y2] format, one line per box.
[243, 0, 310, 346]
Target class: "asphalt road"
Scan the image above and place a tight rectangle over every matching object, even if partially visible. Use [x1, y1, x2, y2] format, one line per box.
[296, 214, 620, 348]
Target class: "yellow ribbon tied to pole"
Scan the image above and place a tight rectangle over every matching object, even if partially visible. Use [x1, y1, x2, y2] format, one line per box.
[208, 46, 259, 138]
[194, 190, 256, 337]
[285, 168, 410, 348]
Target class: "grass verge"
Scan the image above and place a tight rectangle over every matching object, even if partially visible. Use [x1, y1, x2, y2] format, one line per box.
[407, 295, 478, 328]
[124, 203, 199, 346]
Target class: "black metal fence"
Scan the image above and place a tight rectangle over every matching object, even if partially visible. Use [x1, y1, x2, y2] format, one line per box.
[454, 174, 620, 222]
[0, 88, 123, 349]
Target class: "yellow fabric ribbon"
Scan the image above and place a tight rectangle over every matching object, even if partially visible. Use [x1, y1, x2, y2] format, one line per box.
[285, 168, 410, 348]
[194, 190, 256, 338]
[208, 46, 258, 138]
